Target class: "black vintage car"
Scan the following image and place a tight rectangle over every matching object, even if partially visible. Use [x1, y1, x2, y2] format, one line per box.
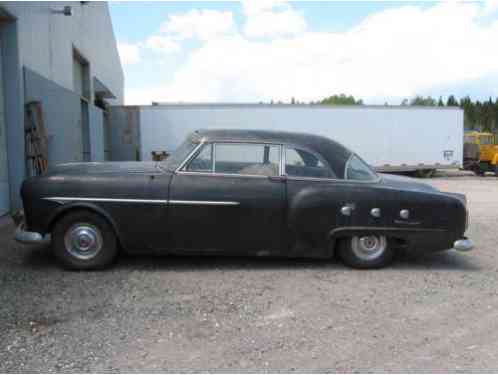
[15, 129, 473, 270]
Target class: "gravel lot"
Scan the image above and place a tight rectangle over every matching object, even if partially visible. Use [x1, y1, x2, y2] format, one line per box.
[1, 171, 498, 372]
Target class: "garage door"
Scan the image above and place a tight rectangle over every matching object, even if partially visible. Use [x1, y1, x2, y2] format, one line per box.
[0, 36, 9, 216]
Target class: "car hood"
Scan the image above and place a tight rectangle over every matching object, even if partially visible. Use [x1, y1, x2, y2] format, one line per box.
[378, 173, 439, 193]
[45, 161, 162, 176]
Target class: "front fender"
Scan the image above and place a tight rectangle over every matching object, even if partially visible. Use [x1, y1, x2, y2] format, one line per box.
[45, 202, 122, 242]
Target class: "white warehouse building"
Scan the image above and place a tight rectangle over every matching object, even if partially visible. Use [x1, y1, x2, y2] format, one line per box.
[0, 2, 124, 216]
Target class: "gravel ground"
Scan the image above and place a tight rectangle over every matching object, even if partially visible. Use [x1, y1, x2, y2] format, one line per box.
[1, 171, 498, 372]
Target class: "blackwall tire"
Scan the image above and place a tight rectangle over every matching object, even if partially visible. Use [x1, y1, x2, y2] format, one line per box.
[53, 210, 118, 270]
[338, 235, 394, 269]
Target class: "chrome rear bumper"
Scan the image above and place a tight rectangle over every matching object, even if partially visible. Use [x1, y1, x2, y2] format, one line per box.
[14, 222, 51, 244]
[453, 237, 474, 252]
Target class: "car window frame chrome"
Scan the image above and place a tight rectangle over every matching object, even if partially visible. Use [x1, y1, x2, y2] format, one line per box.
[183, 142, 215, 173]
[175, 138, 381, 184]
[177, 140, 284, 179]
[175, 140, 206, 173]
[282, 144, 335, 179]
[344, 153, 380, 182]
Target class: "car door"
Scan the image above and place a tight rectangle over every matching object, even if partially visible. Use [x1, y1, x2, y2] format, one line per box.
[167, 141, 286, 254]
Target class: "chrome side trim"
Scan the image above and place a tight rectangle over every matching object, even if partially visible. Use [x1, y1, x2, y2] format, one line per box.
[169, 200, 239, 206]
[43, 197, 168, 204]
[285, 176, 380, 184]
[43, 197, 238, 206]
[176, 171, 270, 179]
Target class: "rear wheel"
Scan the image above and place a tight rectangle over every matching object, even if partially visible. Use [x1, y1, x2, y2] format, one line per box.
[53, 210, 118, 270]
[337, 235, 393, 269]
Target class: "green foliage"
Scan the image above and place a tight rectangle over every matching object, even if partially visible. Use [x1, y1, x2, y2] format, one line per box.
[409, 96, 438, 106]
[447, 95, 459, 107]
[271, 93, 498, 134]
[400, 95, 498, 132]
[320, 94, 363, 105]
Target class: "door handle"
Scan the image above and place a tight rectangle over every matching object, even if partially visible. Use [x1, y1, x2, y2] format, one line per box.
[268, 175, 287, 182]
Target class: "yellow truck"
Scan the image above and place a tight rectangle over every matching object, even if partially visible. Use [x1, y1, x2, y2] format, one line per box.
[463, 131, 498, 175]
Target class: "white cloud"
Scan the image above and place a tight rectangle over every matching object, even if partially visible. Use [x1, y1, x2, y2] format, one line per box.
[159, 9, 235, 40]
[145, 35, 180, 54]
[482, 0, 498, 15]
[125, 2, 498, 104]
[117, 42, 141, 65]
[242, 0, 307, 38]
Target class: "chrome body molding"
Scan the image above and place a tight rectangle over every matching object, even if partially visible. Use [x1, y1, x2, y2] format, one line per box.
[400, 209, 410, 219]
[370, 208, 381, 218]
[43, 197, 239, 206]
[453, 238, 474, 252]
[43, 197, 168, 204]
[15, 222, 51, 244]
[169, 200, 239, 206]
[340, 205, 353, 216]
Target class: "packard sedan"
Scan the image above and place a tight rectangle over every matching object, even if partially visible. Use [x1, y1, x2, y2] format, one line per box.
[16, 129, 473, 270]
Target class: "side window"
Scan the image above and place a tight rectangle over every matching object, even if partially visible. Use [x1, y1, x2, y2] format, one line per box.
[185, 143, 213, 172]
[285, 147, 334, 178]
[345, 154, 378, 181]
[214, 143, 280, 176]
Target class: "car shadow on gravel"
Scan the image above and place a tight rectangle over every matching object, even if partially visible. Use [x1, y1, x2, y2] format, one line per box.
[16, 244, 58, 270]
[17, 245, 480, 272]
[114, 250, 480, 272]
[116, 253, 342, 272]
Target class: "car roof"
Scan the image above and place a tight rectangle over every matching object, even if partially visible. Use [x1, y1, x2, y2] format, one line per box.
[190, 129, 353, 178]
[192, 128, 346, 149]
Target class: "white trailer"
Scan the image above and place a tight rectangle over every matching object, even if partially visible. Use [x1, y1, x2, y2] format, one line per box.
[118, 104, 464, 174]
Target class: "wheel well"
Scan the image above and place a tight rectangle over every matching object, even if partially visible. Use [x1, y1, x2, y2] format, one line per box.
[48, 206, 122, 249]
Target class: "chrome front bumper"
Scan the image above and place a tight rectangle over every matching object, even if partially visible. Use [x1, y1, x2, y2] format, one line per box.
[453, 237, 474, 252]
[14, 222, 51, 245]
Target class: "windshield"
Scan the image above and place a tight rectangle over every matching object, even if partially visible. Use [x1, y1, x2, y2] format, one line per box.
[161, 138, 198, 171]
[345, 154, 378, 181]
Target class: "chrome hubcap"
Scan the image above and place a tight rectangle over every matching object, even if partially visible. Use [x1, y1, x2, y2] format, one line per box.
[64, 223, 102, 260]
[351, 235, 387, 261]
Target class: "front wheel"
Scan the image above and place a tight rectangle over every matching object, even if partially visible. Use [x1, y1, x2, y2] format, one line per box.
[337, 235, 393, 269]
[53, 210, 118, 270]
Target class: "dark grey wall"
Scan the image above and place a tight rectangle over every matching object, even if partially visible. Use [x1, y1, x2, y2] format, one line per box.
[89, 105, 105, 161]
[108, 106, 140, 161]
[24, 67, 83, 165]
[24, 66, 106, 163]
[2, 20, 24, 211]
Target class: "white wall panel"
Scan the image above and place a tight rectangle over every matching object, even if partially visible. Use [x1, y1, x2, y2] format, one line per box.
[138, 105, 463, 171]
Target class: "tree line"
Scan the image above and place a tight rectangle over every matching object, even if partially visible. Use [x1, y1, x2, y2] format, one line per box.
[280, 94, 498, 133]
[400, 95, 498, 133]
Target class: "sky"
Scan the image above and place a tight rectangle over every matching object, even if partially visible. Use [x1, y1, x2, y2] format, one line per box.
[109, 0, 498, 105]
